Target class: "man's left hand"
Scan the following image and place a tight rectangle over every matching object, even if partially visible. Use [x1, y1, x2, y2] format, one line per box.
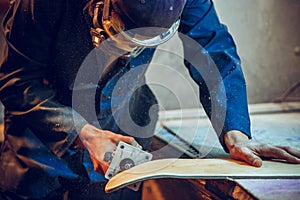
[224, 130, 300, 167]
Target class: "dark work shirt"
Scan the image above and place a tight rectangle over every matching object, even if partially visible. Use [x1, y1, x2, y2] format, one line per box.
[0, 0, 250, 198]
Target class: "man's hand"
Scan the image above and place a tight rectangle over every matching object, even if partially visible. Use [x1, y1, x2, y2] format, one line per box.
[76, 124, 142, 174]
[224, 130, 300, 167]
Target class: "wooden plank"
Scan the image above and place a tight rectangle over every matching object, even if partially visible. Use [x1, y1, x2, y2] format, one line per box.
[105, 158, 300, 192]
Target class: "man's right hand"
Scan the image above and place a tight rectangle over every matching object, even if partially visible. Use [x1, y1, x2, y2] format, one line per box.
[77, 124, 142, 174]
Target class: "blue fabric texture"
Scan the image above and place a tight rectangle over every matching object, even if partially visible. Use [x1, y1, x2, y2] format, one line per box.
[0, 0, 250, 199]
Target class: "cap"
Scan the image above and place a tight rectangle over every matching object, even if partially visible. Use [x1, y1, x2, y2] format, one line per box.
[112, 0, 186, 29]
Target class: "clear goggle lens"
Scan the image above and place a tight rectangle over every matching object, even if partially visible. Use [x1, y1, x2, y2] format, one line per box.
[101, 8, 180, 57]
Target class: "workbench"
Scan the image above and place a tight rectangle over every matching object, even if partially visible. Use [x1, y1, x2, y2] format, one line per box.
[147, 102, 300, 199]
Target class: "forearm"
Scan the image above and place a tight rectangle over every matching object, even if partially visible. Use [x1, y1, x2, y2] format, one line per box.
[180, 0, 251, 150]
[180, 0, 300, 168]
[24, 99, 88, 157]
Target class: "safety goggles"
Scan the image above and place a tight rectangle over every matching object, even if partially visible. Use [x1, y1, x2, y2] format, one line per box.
[92, 0, 180, 58]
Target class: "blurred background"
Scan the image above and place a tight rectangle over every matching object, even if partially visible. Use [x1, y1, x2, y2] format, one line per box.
[147, 0, 300, 110]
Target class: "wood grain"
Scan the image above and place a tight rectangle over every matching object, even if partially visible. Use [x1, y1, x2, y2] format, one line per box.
[105, 158, 300, 192]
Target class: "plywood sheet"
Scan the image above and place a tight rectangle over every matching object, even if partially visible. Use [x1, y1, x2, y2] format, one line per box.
[105, 158, 300, 192]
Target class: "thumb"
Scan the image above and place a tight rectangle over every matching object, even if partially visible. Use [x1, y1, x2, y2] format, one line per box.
[247, 154, 263, 167]
[231, 147, 263, 167]
[241, 150, 263, 167]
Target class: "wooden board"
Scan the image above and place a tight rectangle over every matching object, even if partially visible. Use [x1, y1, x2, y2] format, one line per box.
[105, 158, 300, 193]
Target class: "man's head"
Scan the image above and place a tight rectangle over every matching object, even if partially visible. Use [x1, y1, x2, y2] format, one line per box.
[92, 0, 186, 57]
[112, 0, 186, 29]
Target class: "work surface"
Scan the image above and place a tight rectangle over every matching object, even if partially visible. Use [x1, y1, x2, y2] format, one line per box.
[144, 102, 300, 199]
[156, 102, 300, 155]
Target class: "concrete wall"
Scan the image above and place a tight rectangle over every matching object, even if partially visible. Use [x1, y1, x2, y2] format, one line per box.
[214, 0, 300, 103]
[147, 0, 300, 110]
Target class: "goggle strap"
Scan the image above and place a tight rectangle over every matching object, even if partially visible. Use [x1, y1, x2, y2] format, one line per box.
[92, 1, 104, 28]
[102, 0, 110, 21]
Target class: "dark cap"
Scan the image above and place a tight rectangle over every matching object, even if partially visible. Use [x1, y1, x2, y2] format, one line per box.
[112, 0, 186, 28]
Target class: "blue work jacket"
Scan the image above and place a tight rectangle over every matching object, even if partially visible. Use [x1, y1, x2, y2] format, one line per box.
[0, 0, 250, 199]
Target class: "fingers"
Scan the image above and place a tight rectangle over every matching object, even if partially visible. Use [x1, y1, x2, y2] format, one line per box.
[249, 156, 263, 167]
[90, 153, 107, 175]
[259, 145, 300, 164]
[241, 150, 263, 167]
[277, 146, 300, 158]
[121, 136, 142, 149]
[109, 132, 142, 149]
[230, 146, 263, 167]
[81, 127, 144, 174]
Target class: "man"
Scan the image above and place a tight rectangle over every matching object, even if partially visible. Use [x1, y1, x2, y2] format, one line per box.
[0, 0, 299, 199]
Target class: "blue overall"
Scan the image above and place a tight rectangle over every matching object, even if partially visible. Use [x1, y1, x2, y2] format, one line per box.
[0, 0, 250, 199]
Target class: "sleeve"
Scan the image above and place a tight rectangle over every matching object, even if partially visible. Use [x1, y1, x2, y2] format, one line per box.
[0, 0, 87, 157]
[179, 0, 251, 151]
